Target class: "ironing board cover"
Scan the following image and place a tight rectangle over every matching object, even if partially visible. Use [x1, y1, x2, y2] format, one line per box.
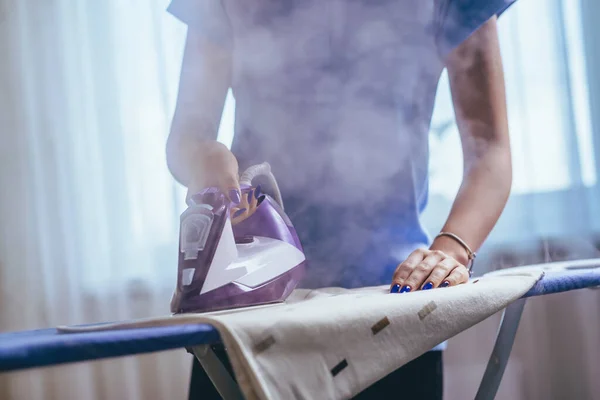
[2, 264, 599, 374]
[3, 268, 546, 400]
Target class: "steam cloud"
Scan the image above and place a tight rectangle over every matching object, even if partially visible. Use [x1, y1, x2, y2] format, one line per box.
[185, 0, 516, 288]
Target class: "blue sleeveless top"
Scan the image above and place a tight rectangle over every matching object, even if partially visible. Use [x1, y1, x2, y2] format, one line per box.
[167, 0, 515, 290]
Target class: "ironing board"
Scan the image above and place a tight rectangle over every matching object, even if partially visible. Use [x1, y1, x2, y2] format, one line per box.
[1, 260, 599, 400]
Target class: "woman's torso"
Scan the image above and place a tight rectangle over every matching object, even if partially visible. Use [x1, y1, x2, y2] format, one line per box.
[222, 0, 446, 288]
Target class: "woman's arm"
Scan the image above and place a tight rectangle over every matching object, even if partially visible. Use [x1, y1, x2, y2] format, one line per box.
[166, 29, 233, 187]
[390, 16, 511, 292]
[430, 15, 512, 265]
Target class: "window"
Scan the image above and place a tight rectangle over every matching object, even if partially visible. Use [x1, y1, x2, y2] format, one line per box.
[424, 0, 599, 245]
[430, 0, 595, 197]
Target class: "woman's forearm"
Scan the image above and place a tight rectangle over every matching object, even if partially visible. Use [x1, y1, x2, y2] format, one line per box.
[166, 31, 232, 186]
[430, 142, 512, 265]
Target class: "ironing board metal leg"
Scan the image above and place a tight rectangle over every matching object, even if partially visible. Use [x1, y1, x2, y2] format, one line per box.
[474, 298, 527, 400]
[191, 345, 245, 400]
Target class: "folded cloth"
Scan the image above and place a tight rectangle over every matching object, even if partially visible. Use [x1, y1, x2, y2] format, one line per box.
[58, 268, 542, 399]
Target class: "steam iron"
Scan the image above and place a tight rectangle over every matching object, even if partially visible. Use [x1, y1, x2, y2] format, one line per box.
[171, 162, 307, 314]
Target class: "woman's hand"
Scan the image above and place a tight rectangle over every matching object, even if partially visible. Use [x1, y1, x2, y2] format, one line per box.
[185, 140, 266, 225]
[186, 140, 241, 205]
[389, 248, 470, 293]
[230, 187, 265, 225]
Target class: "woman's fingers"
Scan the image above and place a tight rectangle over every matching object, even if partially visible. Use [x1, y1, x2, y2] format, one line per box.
[390, 249, 425, 291]
[439, 265, 470, 288]
[244, 187, 259, 210]
[398, 250, 446, 293]
[230, 207, 247, 224]
[390, 249, 470, 293]
[224, 186, 241, 205]
[390, 249, 430, 292]
[239, 190, 250, 209]
[249, 186, 259, 209]
[421, 258, 460, 289]
[238, 188, 257, 210]
[230, 186, 262, 225]
[219, 172, 241, 204]
[186, 170, 240, 206]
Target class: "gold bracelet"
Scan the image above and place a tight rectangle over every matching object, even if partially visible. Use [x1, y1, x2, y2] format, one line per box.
[435, 232, 476, 275]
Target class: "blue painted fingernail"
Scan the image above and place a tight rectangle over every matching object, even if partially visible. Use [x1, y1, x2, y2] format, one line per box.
[400, 285, 412, 293]
[390, 284, 401, 293]
[440, 281, 450, 288]
[257, 195, 266, 205]
[232, 208, 246, 218]
[254, 185, 262, 199]
[422, 282, 434, 290]
[229, 189, 241, 204]
[247, 189, 254, 200]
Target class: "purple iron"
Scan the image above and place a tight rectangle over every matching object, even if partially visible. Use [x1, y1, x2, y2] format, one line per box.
[171, 162, 307, 314]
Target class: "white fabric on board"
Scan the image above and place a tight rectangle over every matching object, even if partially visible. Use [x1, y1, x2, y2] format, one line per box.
[209, 270, 542, 399]
[64, 268, 543, 399]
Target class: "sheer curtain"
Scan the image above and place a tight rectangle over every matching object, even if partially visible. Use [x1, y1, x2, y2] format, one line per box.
[0, 1, 192, 399]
